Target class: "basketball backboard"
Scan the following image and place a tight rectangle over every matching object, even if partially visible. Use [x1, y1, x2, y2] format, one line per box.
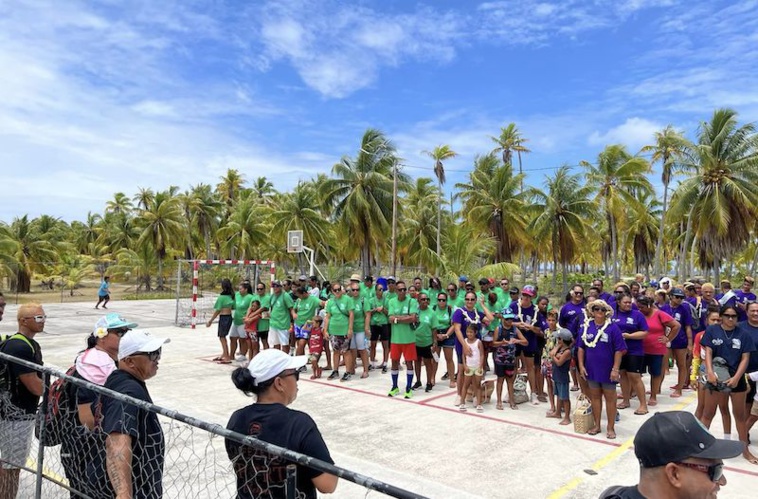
[287, 230, 303, 253]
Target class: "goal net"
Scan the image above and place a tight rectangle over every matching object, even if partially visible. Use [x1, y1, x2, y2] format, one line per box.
[174, 259, 276, 328]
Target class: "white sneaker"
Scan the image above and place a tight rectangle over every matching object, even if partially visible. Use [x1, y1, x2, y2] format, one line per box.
[531, 393, 540, 405]
[235, 354, 246, 362]
[459, 404, 467, 412]
[454, 395, 461, 407]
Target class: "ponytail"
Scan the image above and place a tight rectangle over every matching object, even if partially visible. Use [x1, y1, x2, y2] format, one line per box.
[86, 334, 98, 350]
[231, 367, 275, 398]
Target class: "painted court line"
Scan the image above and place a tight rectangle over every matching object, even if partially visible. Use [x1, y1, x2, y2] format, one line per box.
[305, 378, 621, 448]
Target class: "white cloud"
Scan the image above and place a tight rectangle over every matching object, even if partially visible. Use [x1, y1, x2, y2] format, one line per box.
[588, 118, 662, 151]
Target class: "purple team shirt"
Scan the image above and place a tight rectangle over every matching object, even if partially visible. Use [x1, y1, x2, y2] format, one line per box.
[559, 301, 586, 329]
[508, 301, 537, 353]
[612, 309, 649, 356]
[734, 290, 757, 322]
[452, 307, 485, 354]
[660, 303, 692, 349]
[578, 321, 627, 385]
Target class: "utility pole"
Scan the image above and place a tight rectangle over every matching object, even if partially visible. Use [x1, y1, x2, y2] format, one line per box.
[391, 159, 398, 276]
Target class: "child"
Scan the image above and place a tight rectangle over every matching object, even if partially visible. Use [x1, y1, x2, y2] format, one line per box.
[493, 312, 528, 410]
[308, 316, 325, 379]
[543, 310, 559, 417]
[244, 301, 260, 361]
[551, 329, 573, 425]
[461, 324, 485, 413]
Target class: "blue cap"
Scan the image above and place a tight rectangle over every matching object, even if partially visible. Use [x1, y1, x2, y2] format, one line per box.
[501, 311, 516, 320]
[459, 275, 469, 282]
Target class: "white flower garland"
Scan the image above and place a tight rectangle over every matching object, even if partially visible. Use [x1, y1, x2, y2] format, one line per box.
[582, 317, 611, 348]
[516, 302, 538, 326]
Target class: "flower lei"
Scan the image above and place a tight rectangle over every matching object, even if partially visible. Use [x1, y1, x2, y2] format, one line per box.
[462, 307, 481, 326]
[582, 316, 611, 348]
[516, 302, 538, 326]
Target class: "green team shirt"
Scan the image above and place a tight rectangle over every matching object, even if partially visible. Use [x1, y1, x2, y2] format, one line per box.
[415, 307, 439, 347]
[387, 296, 419, 344]
[447, 292, 465, 310]
[487, 296, 509, 332]
[253, 294, 271, 331]
[268, 291, 294, 330]
[326, 295, 351, 336]
[368, 294, 389, 326]
[349, 294, 368, 333]
[213, 294, 235, 311]
[359, 283, 376, 301]
[433, 304, 453, 332]
[386, 291, 398, 303]
[294, 295, 320, 326]
[233, 292, 254, 326]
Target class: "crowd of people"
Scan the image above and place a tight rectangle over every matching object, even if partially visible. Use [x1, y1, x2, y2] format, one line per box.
[207, 273, 758, 458]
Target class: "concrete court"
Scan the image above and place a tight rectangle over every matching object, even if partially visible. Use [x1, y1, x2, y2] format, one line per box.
[3, 299, 757, 498]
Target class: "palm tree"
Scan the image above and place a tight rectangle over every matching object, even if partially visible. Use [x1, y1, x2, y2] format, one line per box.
[217, 198, 267, 260]
[70, 212, 102, 254]
[322, 128, 409, 275]
[133, 187, 155, 211]
[269, 182, 331, 258]
[582, 145, 652, 283]
[668, 108, 758, 282]
[135, 196, 185, 289]
[398, 178, 439, 271]
[640, 126, 690, 276]
[529, 166, 595, 294]
[0, 215, 59, 292]
[183, 184, 223, 258]
[423, 145, 458, 254]
[455, 153, 527, 263]
[106, 192, 134, 215]
[252, 176, 276, 203]
[217, 169, 245, 208]
[625, 190, 662, 275]
[490, 123, 531, 192]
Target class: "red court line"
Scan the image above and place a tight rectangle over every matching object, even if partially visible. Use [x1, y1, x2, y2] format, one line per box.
[725, 466, 758, 478]
[303, 379, 620, 448]
[418, 390, 457, 405]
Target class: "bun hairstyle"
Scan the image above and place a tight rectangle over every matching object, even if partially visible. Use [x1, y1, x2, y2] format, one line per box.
[231, 367, 275, 397]
[86, 334, 98, 349]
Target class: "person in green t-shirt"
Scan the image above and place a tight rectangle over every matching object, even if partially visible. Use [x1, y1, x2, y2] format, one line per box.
[268, 280, 295, 353]
[446, 283, 465, 310]
[205, 278, 235, 363]
[231, 282, 255, 362]
[293, 287, 323, 357]
[347, 282, 371, 379]
[385, 277, 398, 303]
[433, 290, 457, 387]
[359, 275, 377, 301]
[323, 283, 354, 381]
[414, 292, 439, 392]
[386, 281, 419, 399]
[367, 285, 390, 372]
[247, 283, 272, 351]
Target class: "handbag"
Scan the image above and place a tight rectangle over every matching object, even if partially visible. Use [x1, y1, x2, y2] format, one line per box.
[512, 374, 529, 404]
[573, 393, 594, 434]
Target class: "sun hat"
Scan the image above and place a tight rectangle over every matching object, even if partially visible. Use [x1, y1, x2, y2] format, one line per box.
[94, 313, 138, 338]
[350, 273, 361, 281]
[118, 329, 170, 360]
[587, 299, 612, 314]
[660, 277, 672, 286]
[634, 411, 743, 468]
[246, 349, 307, 386]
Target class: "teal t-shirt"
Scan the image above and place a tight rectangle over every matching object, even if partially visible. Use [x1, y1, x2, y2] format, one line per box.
[252, 294, 271, 331]
[349, 295, 368, 333]
[269, 291, 295, 330]
[233, 292, 254, 326]
[368, 294, 389, 326]
[294, 295, 320, 326]
[415, 307, 439, 347]
[213, 294, 235, 311]
[387, 296, 419, 344]
[325, 295, 351, 336]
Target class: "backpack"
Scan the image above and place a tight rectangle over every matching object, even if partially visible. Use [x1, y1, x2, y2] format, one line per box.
[0, 333, 35, 395]
[688, 299, 701, 331]
[35, 363, 77, 447]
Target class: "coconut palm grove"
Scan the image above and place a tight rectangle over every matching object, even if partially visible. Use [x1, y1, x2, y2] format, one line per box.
[1, 109, 757, 295]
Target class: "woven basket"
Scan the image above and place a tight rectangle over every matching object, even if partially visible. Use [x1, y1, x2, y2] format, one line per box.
[573, 393, 594, 434]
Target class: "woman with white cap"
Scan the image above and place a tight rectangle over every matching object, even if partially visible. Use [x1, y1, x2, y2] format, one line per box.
[227, 349, 338, 498]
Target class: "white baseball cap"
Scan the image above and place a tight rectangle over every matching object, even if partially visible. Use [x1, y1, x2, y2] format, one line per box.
[246, 349, 307, 386]
[118, 329, 171, 360]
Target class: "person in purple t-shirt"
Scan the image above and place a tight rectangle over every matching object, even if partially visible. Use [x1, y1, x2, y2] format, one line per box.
[451, 291, 494, 407]
[660, 288, 692, 398]
[559, 285, 586, 329]
[734, 276, 756, 323]
[508, 286, 542, 405]
[613, 293, 649, 415]
[592, 278, 613, 303]
[578, 299, 627, 439]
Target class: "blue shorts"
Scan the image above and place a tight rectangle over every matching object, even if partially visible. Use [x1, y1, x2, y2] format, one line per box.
[644, 354, 663, 377]
[554, 381, 569, 401]
[349, 332, 367, 351]
[294, 324, 311, 340]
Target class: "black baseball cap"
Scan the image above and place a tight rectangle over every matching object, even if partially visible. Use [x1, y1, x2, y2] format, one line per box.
[670, 288, 686, 298]
[634, 411, 743, 468]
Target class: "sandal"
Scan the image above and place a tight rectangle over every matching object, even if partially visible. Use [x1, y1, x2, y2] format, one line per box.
[217, 359, 232, 364]
[634, 409, 649, 415]
[212, 357, 223, 362]
[617, 403, 630, 410]
[588, 427, 601, 436]
[496, 402, 504, 410]
[510, 403, 519, 410]
[606, 430, 617, 440]
[647, 399, 657, 406]
[570, 386, 580, 391]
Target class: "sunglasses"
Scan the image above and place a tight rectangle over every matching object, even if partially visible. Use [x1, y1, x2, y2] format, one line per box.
[24, 315, 47, 323]
[447, 288, 456, 292]
[574, 291, 584, 295]
[133, 348, 161, 362]
[350, 288, 360, 292]
[397, 288, 407, 292]
[509, 291, 518, 295]
[464, 298, 476, 302]
[591, 306, 604, 312]
[674, 462, 723, 483]
[419, 298, 429, 302]
[332, 288, 341, 292]
[438, 298, 447, 302]
[279, 370, 300, 382]
[722, 314, 738, 319]
[256, 287, 265, 291]
[272, 284, 282, 288]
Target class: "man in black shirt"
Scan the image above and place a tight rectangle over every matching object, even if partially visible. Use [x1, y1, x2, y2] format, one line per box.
[0, 302, 46, 499]
[101, 329, 169, 499]
[600, 411, 743, 498]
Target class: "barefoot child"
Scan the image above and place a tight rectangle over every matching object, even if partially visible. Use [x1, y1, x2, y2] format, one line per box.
[543, 310, 559, 416]
[493, 313, 528, 410]
[244, 300, 260, 361]
[460, 324, 485, 413]
[551, 328, 573, 425]
[309, 316, 325, 379]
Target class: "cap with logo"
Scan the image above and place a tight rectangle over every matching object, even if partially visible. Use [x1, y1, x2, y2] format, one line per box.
[634, 411, 743, 468]
[386, 276, 396, 283]
[118, 329, 170, 360]
[521, 285, 536, 297]
[246, 349, 308, 386]
[501, 311, 516, 320]
[509, 287, 520, 294]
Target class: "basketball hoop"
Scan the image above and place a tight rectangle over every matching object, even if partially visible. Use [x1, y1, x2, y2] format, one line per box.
[287, 230, 303, 253]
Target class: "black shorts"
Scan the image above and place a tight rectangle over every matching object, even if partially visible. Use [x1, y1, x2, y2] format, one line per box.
[494, 363, 515, 378]
[620, 354, 645, 374]
[370, 324, 391, 343]
[747, 379, 757, 404]
[416, 345, 434, 359]
[217, 315, 233, 338]
[730, 373, 748, 393]
[522, 349, 538, 362]
[257, 329, 269, 340]
[643, 354, 663, 377]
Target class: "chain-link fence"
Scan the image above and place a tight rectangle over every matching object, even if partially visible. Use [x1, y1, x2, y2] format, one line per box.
[0, 352, 424, 499]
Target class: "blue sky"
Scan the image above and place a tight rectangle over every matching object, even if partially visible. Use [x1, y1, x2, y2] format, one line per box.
[1, 0, 757, 222]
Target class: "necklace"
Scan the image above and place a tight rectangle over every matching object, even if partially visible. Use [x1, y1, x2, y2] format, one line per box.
[516, 302, 537, 326]
[582, 318, 611, 348]
[464, 308, 480, 325]
[723, 327, 735, 342]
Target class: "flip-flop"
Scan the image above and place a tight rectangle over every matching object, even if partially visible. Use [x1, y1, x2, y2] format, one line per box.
[607, 431, 617, 440]
[617, 403, 630, 410]
[670, 392, 682, 398]
[634, 410, 649, 415]
[648, 399, 658, 406]
[212, 357, 223, 362]
[570, 386, 580, 391]
[588, 428, 601, 436]
[496, 403, 504, 410]
[217, 360, 232, 364]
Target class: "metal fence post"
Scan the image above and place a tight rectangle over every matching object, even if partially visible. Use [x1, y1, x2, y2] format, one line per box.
[34, 372, 51, 499]
[285, 464, 297, 499]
